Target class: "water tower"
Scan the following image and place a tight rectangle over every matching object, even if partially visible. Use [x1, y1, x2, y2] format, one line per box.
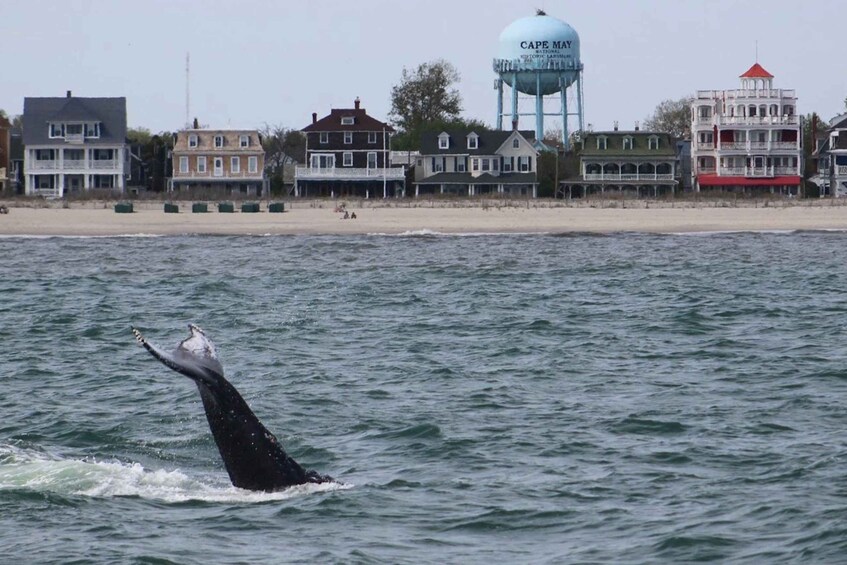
[493, 10, 584, 150]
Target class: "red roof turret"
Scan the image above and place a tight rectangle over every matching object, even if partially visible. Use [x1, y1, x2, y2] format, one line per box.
[740, 63, 773, 78]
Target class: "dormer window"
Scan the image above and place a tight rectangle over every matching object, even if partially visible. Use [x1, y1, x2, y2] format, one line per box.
[597, 136, 608, 150]
[467, 133, 479, 150]
[341, 116, 355, 125]
[648, 136, 659, 150]
[214, 135, 224, 148]
[623, 136, 634, 150]
[239, 135, 249, 148]
[85, 122, 100, 138]
[513, 138, 520, 148]
[188, 134, 199, 148]
[50, 123, 64, 138]
[438, 133, 450, 150]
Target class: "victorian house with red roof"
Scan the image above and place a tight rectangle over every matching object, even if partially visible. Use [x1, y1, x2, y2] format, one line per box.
[295, 98, 405, 198]
[690, 63, 802, 195]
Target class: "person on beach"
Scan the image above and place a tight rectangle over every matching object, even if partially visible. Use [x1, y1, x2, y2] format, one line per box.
[342, 211, 349, 219]
[351, 212, 357, 219]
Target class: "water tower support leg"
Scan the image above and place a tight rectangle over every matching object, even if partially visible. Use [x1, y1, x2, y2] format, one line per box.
[511, 73, 519, 127]
[535, 74, 544, 142]
[577, 72, 585, 133]
[496, 79, 504, 130]
[561, 82, 569, 151]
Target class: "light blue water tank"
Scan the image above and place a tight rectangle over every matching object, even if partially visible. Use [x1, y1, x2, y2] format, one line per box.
[495, 13, 581, 95]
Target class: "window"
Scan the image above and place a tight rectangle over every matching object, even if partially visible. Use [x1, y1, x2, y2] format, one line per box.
[513, 138, 520, 148]
[493, 159, 499, 171]
[623, 136, 634, 150]
[179, 156, 189, 173]
[85, 123, 100, 138]
[344, 131, 353, 144]
[648, 136, 659, 150]
[518, 156, 530, 172]
[213, 157, 224, 176]
[417, 158, 423, 166]
[341, 116, 355, 125]
[368, 131, 377, 144]
[433, 157, 443, 172]
[188, 135, 199, 148]
[214, 135, 224, 148]
[319, 132, 328, 144]
[467, 134, 478, 149]
[35, 149, 55, 160]
[66, 124, 83, 135]
[343, 152, 353, 166]
[240, 135, 249, 148]
[197, 156, 207, 173]
[49, 123, 64, 138]
[438, 134, 449, 149]
[503, 157, 513, 172]
[472, 158, 479, 171]
[482, 158, 490, 171]
[248, 156, 258, 173]
[231, 156, 240, 173]
[698, 132, 714, 144]
[367, 152, 377, 169]
[456, 157, 466, 172]
[597, 136, 607, 150]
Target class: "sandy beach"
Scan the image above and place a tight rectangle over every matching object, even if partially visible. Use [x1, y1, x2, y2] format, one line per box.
[3, 200, 847, 236]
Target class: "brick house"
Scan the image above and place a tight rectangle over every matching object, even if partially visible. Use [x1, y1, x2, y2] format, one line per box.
[295, 98, 405, 198]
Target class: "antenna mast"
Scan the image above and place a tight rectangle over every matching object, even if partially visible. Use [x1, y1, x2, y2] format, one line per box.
[185, 52, 190, 128]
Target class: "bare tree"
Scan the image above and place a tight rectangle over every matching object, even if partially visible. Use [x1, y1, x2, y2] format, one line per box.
[261, 125, 306, 195]
[389, 60, 462, 133]
[644, 96, 695, 139]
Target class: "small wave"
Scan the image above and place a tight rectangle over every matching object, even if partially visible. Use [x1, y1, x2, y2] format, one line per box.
[0, 445, 349, 503]
[368, 229, 546, 237]
[0, 233, 166, 239]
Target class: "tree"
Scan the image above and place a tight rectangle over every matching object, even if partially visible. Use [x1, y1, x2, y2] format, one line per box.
[389, 60, 462, 134]
[260, 125, 306, 195]
[644, 95, 694, 139]
[126, 127, 173, 192]
[0, 109, 22, 128]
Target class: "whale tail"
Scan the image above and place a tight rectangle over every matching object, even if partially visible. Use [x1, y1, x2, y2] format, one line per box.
[132, 324, 334, 491]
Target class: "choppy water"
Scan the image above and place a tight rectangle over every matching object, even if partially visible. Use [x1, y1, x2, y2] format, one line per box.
[1, 230, 847, 563]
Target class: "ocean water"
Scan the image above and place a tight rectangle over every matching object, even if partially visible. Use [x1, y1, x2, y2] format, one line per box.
[1, 230, 847, 564]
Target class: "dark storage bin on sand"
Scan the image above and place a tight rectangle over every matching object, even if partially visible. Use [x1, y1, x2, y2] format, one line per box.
[192, 203, 208, 213]
[241, 202, 260, 213]
[218, 202, 235, 213]
[164, 203, 179, 213]
[114, 202, 133, 213]
[268, 202, 285, 213]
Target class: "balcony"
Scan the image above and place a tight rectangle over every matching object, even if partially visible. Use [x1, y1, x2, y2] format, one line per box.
[65, 133, 85, 144]
[696, 89, 796, 100]
[173, 170, 263, 179]
[91, 159, 118, 169]
[295, 166, 405, 181]
[837, 166, 847, 176]
[63, 159, 86, 169]
[716, 141, 800, 152]
[716, 115, 799, 126]
[718, 166, 798, 177]
[30, 160, 60, 170]
[583, 173, 675, 181]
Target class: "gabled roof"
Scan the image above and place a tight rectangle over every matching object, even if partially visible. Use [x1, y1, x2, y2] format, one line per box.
[420, 129, 536, 155]
[581, 131, 677, 157]
[740, 63, 773, 78]
[22, 96, 127, 145]
[829, 113, 847, 130]
[303, 107, 393, 133]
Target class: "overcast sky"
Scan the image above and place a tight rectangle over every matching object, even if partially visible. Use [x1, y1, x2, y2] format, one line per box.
[3, 0, 844, 133]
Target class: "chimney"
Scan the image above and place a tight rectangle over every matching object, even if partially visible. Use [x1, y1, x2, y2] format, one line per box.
[312, 112, 317, 124]
[354, 97, 360, 110]
[192, 117, 199, 129]
[511, 119, 518, 131]
[613, 121, 618, 131]
[634, 121, 640, 131]
[66, 90, 72, 98]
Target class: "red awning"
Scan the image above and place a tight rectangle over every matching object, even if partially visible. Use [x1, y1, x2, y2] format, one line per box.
[697, 175, 801, 187]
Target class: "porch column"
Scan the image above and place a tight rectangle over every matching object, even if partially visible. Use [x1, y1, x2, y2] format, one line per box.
[415, 185, 419, 197]
[440, 184, 444, 194]
[57, 174, 64, 198]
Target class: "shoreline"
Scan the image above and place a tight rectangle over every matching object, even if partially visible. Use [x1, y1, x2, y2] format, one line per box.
[3, 199, 847, 236]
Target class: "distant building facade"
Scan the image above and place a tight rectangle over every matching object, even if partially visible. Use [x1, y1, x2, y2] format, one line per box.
[691, 63, 802, 195]
[811, 113, 847, 197]
[414, 129, 539, 197]
[170, 128, 266, 195]
[296, 98, 404, 198]
[22, 91, 129, 197]
[559, 128, 678, 198]
[0, 115, 11, 192]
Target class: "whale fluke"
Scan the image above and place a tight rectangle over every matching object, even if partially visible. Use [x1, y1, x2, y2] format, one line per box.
[132, 324, 333, 492]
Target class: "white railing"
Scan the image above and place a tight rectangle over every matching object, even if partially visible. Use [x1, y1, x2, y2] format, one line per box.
[721, 142, 746, 150]
[718, 141, 799, 151]
[696, 89, 796, 100]
[583, 173, 674, 181]
[771, 142, 798, 150]
[64, 133, 84, 143]
[837, 166, 847, 175]
[698, 167, 717, 174]
[295, 166, 405, 180]
[30, 160, 60, 170]
[173, 170, 263, 179]
[715, 115, 799, 126]
[696, 142, 714, 150]
[91, 159, 118, 169]
[31, 186, 60, 197]
[718, 166, 797, 177]
[63, 159, 86, 169]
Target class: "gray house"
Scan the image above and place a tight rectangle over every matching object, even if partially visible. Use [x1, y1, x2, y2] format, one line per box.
[23, 91, 129, 197]
[414, 129, 539, 197]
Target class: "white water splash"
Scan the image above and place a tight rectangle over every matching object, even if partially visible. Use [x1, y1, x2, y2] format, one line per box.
[0, 445, 349, 503]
